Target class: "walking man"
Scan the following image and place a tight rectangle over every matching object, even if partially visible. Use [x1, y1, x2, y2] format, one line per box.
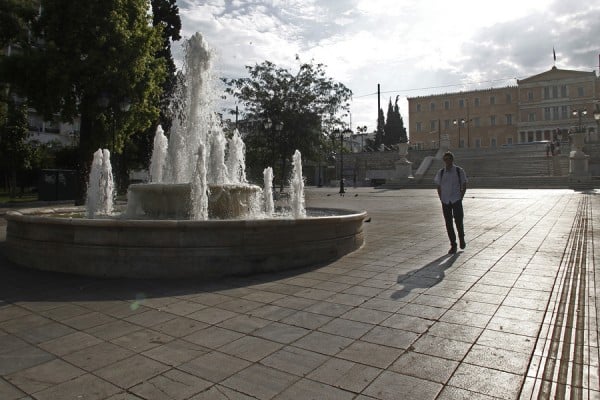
[434, 151, 468, 254]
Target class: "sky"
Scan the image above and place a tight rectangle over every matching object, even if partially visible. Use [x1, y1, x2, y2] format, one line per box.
[174, 0, 600, 133]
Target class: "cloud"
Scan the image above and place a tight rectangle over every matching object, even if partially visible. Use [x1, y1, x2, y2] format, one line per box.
[174, 0, 600, 131]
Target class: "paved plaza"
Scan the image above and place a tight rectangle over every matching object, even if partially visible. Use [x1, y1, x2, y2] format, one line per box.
[0, 187, 599, 399]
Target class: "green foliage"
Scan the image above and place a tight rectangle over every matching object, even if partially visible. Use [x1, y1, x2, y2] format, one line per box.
[1, 0, 168, 198]
[222, 58, 352, 184]
[0, 99, 35, 196]
[374, 108, 385, 149]
[0, 0, 38, 48]
[384, 95, 408, 146]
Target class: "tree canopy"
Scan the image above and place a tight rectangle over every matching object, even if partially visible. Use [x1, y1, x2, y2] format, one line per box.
[1, 0, 168, 197]
[222, 58, 352, 184]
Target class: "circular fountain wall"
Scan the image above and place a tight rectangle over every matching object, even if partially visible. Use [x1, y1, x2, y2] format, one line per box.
[4, 207, 366, 279]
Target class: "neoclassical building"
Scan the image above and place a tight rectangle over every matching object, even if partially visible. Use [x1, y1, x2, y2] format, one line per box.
[408, 66, 600, 149]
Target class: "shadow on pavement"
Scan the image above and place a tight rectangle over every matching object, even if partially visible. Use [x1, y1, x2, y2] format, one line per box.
[390, 252, 460, 300]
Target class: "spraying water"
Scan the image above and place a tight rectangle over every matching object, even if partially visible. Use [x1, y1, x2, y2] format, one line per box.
[263, 167, 274, 216]
[290, 150, 306, 218]
[149, 126, 168, 183]
[86, 148, 114, 218]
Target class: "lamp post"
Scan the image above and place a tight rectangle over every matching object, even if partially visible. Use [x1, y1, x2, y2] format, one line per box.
[453, 118, 465, 148]
[572, 109, 587, 133]
[338, 128, 352, 195]
[594, 105, 600, 141]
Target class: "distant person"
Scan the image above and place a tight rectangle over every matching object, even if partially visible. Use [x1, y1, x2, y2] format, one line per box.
[546, 143, 550, 157]
[550, 141, 555, 156]
[434, 151, 468, 254]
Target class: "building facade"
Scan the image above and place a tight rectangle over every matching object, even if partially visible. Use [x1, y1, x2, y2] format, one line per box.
[408, 67, 600, 149]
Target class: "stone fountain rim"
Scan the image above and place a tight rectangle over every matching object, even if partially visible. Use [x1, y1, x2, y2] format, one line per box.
[5, 206, 367, 225]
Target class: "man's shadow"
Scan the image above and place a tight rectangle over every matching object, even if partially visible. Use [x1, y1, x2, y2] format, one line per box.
[390, 253, 460, 300]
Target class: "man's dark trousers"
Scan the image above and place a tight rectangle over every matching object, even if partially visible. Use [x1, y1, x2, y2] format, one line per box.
[442, 200, 464, 246]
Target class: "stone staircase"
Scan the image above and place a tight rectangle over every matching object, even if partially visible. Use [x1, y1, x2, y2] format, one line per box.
[380, 143, 596, 190]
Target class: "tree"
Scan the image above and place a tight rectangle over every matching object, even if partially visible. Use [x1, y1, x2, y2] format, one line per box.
[124, 0, 182, 184]
[1, 0, 166, 200]
[0, 0, 38, 48]
[384, 95, 407, 146]
[0, 99, 34, 197]
[222, 58, 352, 188]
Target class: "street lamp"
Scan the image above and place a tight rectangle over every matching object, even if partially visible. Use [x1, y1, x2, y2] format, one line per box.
[453, 118, 465, 148]
[594, 106, 600, 140]
[338, 128, 352, 195]
[572, 109, 587, 133]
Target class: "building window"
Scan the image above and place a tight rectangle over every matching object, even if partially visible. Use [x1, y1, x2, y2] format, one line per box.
[506, 114, 513, 125]
[552, 86, 558, 98]
[544, 87, 550, 99]
[490, 115, 496, 126]
[444, 119, 450, 129]
[544, 107, 551, 120]
[459, 99, 465, 108]
[561, 85, 567, 97]
[491, 138, 497, 147]
[561, 106, 568, 119]
[444, 100, 449, 110]
[577, 87, 584, 97]
[474, 98, 480, 107]
[475, 138, 481, 148]
[529, 112, 536, 122]
[416, 122, 422, 132]
[552, 106, 559, 120]
[416, 103, 421, 112]
[506, 93, 512, 103]
[490, 96, 496, 105]
[473, 117, 480, 127]
[528, 91, 534, 101]
[430, 120, 436, 131]
[430, 102, 435, 111]
[507, 137, 513, 145]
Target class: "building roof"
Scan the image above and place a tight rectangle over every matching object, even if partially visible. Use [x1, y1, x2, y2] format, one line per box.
[517, 66, 596, 84]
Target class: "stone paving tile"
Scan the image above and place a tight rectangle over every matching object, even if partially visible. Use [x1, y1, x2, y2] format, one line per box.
[14, 321, 75, 344]
[0, 377, 25, 400]
[337, 340, 404, 369]
[219, 335, 283, 362]
[83, 319, 143, 340]
[253, 321, 310, 344]
[95, 354, 170, 389]
[274, 378, 355, 399]
[381, 313, 434, 334]
[5, 358, 84, 393]
[216, 313, 271, 334]
[109, 328, 173, 352]
[129, 369, 212, 400]
[476, 329, 536, 355]
[318, 317, 374, 339]
[261, 345, 328, 377]
[390, 351, 459, 384]
[221, 363, 299, 399]
[182, 325, 244, 349]
[62, 341, 135, 371]
[151, 315, 209, 337]
[123, 309, 177, 328]
[32, 373, 121, 400]
[179, 351, 251, 383]
[463, 344, 531, 375]
[303, 300, 354, 317]
[279, 310, 332, 330]
[363, 370, 443, 400]
[307, 357, 381, 393]
[38, 331, 102, 357]
[142, 338, 209, 366]
[293, 331, 354, 356]
[361, 325, 419, 349]
[426, 321, 484, 343]
[411, 334, 472, 361]
[447, 363, 523, 399]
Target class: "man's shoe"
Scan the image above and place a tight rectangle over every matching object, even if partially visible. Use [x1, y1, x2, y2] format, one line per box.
[448, 245, 457, 254]
[459, 239, 466, 249]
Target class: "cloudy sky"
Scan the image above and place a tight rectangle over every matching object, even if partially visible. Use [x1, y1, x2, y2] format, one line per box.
[174, 0, 600, 132]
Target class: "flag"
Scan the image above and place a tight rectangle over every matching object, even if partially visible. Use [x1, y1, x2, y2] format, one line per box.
[553, 47, 556, 62]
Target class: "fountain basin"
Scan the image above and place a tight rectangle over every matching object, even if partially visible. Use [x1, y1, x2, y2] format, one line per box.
[126, 182, 262, 219]
[4, 207, 367, 279]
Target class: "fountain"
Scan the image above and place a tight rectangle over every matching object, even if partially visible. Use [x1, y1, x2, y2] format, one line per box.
[3, 32, 366, 279]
